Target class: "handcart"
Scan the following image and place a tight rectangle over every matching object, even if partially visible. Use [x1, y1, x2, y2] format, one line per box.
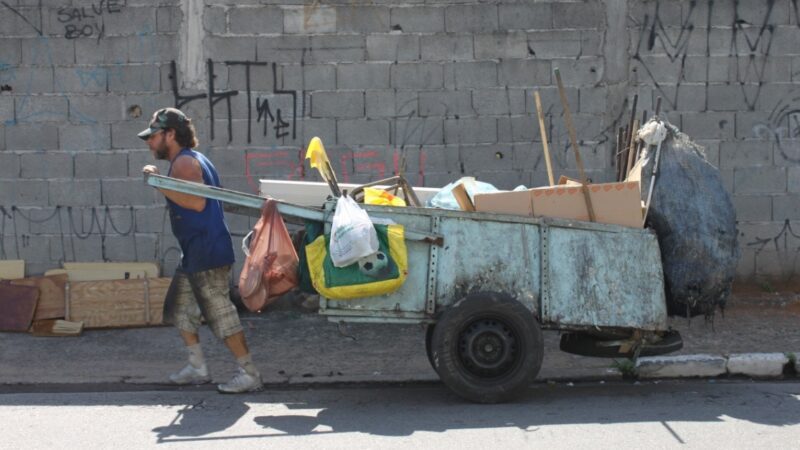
[145, 173, 682, 403]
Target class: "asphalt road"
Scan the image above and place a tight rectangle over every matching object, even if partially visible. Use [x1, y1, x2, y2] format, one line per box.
[1, 380, 798, 449]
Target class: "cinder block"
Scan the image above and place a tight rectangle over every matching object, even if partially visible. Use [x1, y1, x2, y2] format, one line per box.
[108, 64, 161, 93]
[4, 67, 54, 93]
[128, 34, 179, 63]
[59, 123, 111, 153]
[5, 123, 58, 150]
[280, 64, 334, 91]
[104, 234, 157, 262]
[552, 58, 603, 86]
[732, 195, 772, 221]
[0, 97, 13, 122]
[367, 34, 420, 62]
[9, 234, 52, 264]
[307, 35, 365, 64]
[789, 167, 800, 193]
[0, 179, 49, 205]
[135, 205, 170, 233]
[48, 180, 102, 206]
[728, 353, 789, 378]
[311, 91, 363, 118]
[393, 118, 444, 146]
[99, 6, 156, 36]
[527, 30, 581, 59]
[553, 1, 604, 29]
[636, 354, 728, 378]
[229, 6, 283, 34]
[256, 36, 309, 64]
[649, 84, 707, 112]
[391, 63, 443, 89]
[390, 6, 444, 33]
[772, 195, 800, 221]
[20, 37, 74, 65]
[448, 61, 497, 89]
[421, 35, 474, 62]
[206, 36, 257, 62]
[755, 249, 798, 278]
[580, 30, 605, 57]
[127, 150, 168, 178]
[21, 151, 73, 179]
[0, 38, 21, 64]
[112, 121, 151, 150]
[734, 166, 786, 194]
[418, 91, 473, 117]
[499, 3, 552, 30]
[14, 96, 68, 123]
[502, 115, 537, 143]
[498, 60, 550, 87]
[75, 38, 129, 65]
[284, 6, 336, 34]
[680, 112, 736, 140]
[203, 6, 227, 34]
[336, 6, 389, 33]
[70, 95, 125, 123]
[720, 140, 773, 169]
[474, 32, 527, 60]
[444, 117, 497, 144]
[365, 90, 397, 118]
[300, 118, 337, 145]
[707, 84, 754, 111]
[74, 152, 128, 178]
[472, 89, 511, 115]
[0, 6, 42, 37]
[460, 144, 515, 173]
[157, 6, 182, 33]
[101, 178, 160, 205]
[445, 5, 498, 33]
[337, 119, 390, 146]
[337, 63, 390, 90]
[579, 87, 608, 114]
[0, 152, 20, 178]
[755, 84, 799, 112]
[54, 67, 107, 93]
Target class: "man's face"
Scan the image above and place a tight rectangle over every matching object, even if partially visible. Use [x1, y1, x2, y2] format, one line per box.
[147, 129, 169, 160]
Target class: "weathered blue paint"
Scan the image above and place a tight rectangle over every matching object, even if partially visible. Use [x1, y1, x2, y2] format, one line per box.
[146, 174, 670, 333]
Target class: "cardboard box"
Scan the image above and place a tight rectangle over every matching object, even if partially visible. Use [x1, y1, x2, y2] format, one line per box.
[473, 181, 643, 228]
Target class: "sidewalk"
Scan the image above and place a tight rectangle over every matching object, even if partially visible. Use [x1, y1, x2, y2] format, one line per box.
[1, 291, 798, 386]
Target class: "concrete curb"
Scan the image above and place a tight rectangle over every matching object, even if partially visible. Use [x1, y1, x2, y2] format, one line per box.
[633, 352, 797, 380]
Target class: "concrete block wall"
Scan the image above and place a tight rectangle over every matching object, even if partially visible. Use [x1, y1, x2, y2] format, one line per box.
[0, 0, 797, 283]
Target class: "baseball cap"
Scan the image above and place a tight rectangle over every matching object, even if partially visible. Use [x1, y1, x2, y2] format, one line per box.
[137, 107, 189, 140]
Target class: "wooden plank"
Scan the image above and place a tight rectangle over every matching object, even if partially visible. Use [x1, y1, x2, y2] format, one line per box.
[67, 278, 171, 328]
[0, 283, 38, 332]
[0, 260, 25, 279]
[10, 274, 68, 320]
[47, 262, 160, 281]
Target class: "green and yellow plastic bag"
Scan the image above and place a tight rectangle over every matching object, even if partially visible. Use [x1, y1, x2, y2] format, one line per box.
[306, 223, 408, 300]
[364, 187, 406, 207]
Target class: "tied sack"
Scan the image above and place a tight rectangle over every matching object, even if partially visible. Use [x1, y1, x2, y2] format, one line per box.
[329, 195, 379, 268]
[238, 199, 299, 312]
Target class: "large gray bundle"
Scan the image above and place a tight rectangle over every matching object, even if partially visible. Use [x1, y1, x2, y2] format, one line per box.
[637, 120, 740, 317]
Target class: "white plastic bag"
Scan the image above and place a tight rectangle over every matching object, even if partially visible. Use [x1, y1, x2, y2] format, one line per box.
[329, 195, 379, 267]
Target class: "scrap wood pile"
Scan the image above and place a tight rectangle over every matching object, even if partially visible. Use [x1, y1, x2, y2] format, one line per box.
[0, 261, 170, 336]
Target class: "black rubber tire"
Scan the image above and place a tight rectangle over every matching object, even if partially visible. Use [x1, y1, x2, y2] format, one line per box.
[425, 325, 437, 374]
[559, 330, 683, 358]
[431, 292, 543, 404]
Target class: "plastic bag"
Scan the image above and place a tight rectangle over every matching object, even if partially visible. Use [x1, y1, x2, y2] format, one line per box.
[427, 177, 500, 209]
[329, 195, 379, 268]
[238, 199, 299, 312]
[364, 187, 406, 207]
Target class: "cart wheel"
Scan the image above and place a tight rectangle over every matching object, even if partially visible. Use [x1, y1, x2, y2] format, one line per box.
[425, 325, 437, 373]
[431, 292, 543, 404]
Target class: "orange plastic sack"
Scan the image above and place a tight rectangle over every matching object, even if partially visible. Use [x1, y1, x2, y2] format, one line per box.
[238, 199, 299, 312]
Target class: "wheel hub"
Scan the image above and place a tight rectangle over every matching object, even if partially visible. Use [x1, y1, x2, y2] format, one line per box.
[458, 319, 519, 378]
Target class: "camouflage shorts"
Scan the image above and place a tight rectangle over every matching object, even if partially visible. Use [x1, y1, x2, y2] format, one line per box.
[163, 265, 243, 340]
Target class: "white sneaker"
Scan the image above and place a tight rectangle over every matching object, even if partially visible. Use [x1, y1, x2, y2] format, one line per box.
[169, 363, 211, 385]
[217, 367, 263, 394]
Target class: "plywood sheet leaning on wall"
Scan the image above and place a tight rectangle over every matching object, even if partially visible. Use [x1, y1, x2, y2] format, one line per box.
[10, 274, 68, 320]
[66, 278, 171, 328]
[0, 283, 38, 332]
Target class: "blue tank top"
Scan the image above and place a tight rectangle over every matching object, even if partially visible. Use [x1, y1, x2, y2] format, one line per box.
[167, 148, 235, 273]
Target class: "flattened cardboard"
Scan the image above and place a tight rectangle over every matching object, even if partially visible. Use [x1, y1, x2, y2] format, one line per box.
[473, 190, 534, 216]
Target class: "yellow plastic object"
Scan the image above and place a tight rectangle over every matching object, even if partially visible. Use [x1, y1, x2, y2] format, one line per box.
[364, 187, 406, 207]
[305, 137, 332, 182]
[306, 224, 408, 300]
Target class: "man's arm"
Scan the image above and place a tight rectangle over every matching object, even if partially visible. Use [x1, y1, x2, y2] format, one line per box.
[143, 156, 207, 212]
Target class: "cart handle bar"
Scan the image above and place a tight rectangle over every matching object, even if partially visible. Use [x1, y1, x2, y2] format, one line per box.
[144, 173, 443, 246]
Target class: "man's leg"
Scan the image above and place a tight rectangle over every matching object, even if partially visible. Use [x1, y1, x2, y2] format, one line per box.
[164, 272, 210, 385]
